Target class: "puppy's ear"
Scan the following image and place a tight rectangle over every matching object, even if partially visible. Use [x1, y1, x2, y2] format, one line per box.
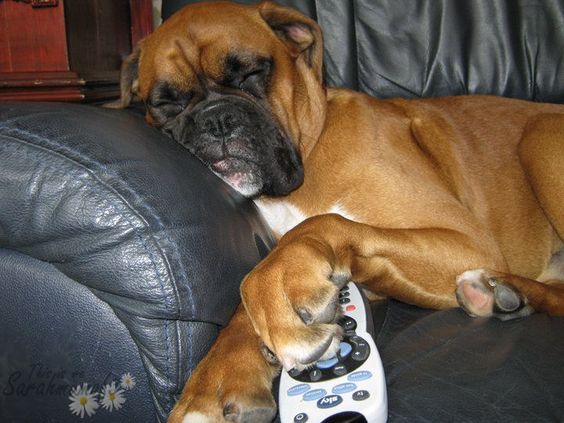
[259, 1, 323, 82]
[104, 47, 141, 109]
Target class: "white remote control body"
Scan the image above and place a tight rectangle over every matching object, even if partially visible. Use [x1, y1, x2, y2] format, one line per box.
[278, 282, 388, 423]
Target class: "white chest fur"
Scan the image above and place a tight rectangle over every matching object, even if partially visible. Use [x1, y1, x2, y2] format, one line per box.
[253, 199, 308, 237]
[253, 199, 356, 237]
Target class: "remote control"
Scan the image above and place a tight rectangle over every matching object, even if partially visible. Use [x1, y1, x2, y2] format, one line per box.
[279, 282, 387, 423]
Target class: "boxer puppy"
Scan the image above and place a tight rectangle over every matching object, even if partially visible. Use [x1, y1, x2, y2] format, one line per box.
[110, 1, 564, 421]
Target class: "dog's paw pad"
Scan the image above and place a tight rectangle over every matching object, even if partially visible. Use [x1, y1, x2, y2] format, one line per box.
[493, 283, 522, 312]
[455, 269, 533, 320]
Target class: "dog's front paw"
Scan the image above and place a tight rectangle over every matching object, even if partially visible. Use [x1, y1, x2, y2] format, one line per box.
[455, 269, 534, 320]
[241, 242, 350, 371]
[169, 358, 276, 423]
[169, 307, 278, 423]
[173, 392, 275, 423]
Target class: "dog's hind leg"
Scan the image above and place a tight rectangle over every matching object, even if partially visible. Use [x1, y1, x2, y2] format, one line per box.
[456, 114, 564, 319]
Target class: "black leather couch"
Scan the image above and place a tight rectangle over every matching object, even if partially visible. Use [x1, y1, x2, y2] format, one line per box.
[1, 1, 563, 422]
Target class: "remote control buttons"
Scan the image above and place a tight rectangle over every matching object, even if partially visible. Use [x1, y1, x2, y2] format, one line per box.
[339, 297, 351, 304]
[350, 336, 370, 361]
[352, 390, 370, 401]
[349, 335, 364, 344]
[309, 369, 322, 382]
[352, 348, 369, 361]
[333, 364, 347, 376]
[332, 382, 357, 394]
[317, 394, 343, 409]
[338, 316, 357, 332]
[289, 368, 302, 378]
[287, 384, 310, 396]
[339, 342, 352, 359]
[316, 356, 338, 369]
[303, 389, 327, 401]
[348, 370, 372, 382]
[294, 413, 308, 422]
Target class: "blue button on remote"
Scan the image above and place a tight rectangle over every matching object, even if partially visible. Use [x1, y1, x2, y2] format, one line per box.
[347, 370, 373, 382]
[287, 384, 310, 396]
[339, 342, 352, 358]
[303, 389, 327, 401]
[332, 382, 357, 394]
[316, 356, 338, 369]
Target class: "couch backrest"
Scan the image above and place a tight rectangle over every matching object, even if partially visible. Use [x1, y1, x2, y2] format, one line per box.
[162, 0, 564, 103]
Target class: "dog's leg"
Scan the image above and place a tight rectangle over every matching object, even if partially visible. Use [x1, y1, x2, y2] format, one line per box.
[456, 114, 564, 319]
[240, 213, 505, 372]
[168, 304, 279, 423]
[171, 214, 491, 422]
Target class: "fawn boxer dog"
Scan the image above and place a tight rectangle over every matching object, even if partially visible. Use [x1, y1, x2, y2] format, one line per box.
[109, 1, 564, 421]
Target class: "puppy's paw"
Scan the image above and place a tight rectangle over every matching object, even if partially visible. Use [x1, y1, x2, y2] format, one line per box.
[455, 269, 534, 320]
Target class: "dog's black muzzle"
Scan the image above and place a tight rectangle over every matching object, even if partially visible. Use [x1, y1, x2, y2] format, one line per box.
[166, 95, 304, 198]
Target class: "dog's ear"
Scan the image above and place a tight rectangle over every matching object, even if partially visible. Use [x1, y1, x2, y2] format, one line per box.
[104, 47, 141, 109]
[258, 1, 323, 82]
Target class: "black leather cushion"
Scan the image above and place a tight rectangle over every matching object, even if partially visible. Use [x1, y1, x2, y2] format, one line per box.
[163, 0, 564, 102]
[0, 249, 155, 423]
[373, 301, 564, 422]
[0, 102, 274, 421]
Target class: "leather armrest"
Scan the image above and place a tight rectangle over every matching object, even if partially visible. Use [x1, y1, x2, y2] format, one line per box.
[0, 102, 274, 419]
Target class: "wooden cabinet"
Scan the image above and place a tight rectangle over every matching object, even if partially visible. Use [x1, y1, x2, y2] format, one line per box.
[0, 0, 153, 102]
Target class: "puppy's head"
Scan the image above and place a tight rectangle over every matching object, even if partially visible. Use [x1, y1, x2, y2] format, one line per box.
[112, 0, 326, 198]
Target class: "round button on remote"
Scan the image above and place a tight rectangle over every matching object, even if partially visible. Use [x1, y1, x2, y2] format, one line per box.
[289, 368, 302, 378]
[338, 316, 357, 331]
[353, 390, 370, 401]
[333, 364, 347, 376]
[309, 369, 322, 382]
[294, 412, 308, 422]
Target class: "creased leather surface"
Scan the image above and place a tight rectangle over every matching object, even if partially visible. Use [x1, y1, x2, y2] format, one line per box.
[0, 102, 274, 421]
[0, 249, 155, 423]
[164, 0, 564, 102]
[373, 300, 564, 422]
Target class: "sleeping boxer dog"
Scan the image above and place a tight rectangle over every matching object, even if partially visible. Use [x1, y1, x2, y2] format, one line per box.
[109, 1, 564, 421]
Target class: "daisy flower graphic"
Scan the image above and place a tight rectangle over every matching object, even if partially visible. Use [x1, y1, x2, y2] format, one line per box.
[101, 382, 126, 412]
[120, 372, 136, 390]
[69, 383, 99, 418]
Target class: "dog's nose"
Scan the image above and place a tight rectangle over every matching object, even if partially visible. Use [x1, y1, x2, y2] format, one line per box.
[201, 110, 239, 138]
